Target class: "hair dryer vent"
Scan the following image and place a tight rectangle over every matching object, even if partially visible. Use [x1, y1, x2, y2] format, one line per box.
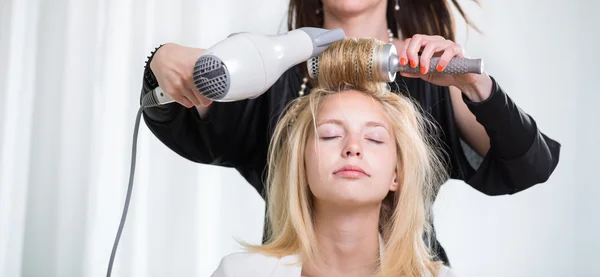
[193, 55, 231, 100]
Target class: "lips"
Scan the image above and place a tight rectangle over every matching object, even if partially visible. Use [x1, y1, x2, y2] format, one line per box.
[333, 165, 369, 178]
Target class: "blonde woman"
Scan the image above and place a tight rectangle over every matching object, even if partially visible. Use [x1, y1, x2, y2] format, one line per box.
[211, 38, 457, 277]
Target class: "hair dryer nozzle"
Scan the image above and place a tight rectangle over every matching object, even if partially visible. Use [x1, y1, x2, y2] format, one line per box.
[192, 55, 231, 100]
[298, 27, 345, 57]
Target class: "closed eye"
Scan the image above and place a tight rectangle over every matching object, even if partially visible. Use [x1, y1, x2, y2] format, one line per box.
[367, 138, 383, 144]
[320, 136, 340, 141]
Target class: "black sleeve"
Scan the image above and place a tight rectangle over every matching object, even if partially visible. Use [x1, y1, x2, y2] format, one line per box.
[141, 98, 273, 194]
[459, 75, 561, 195]
[141, 97, 270, 167]
[139, 46, 296, 195]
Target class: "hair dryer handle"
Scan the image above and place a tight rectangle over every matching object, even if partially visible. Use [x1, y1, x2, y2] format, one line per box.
[141, 87, 175, 108]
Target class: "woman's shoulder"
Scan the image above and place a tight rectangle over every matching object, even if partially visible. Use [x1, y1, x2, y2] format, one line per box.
[438, 265, 459, 277]
[211, 251, 302, 277]
[211, 252, 278, 277]
[211, 251, 456, 277]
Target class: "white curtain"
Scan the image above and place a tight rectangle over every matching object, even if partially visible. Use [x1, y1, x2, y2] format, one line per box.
[0, 0, 288, 276]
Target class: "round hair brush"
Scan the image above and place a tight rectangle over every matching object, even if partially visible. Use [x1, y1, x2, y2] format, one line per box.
[307, 43, 483, 83]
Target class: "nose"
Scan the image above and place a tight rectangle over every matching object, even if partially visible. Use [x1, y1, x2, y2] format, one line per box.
[342, 135, 362, 158]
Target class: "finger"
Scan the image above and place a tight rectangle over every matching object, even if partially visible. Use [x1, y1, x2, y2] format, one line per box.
[192, 86, 213, 106]
[430, 35, 446, 42]
[199, 98, 213, 107]
[407, 35, 446, 69]
[436, 44, 463, 72]
[181, 69, 213, 107]
[181, 87, 202, 106]
[171, 93, 194, 108]
[399, 38, 411, 66]
[169, 79, 198, 107]
[419, 42, 445, 75]
[178, 78, 204, 106]
[436, 45, 456, 72]
[407, 35, 426, 68]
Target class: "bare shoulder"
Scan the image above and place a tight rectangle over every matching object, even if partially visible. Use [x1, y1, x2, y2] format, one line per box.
[211, 252, 281, 277]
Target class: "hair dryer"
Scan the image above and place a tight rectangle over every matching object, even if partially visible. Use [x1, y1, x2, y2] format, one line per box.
[142, 27, 345, 107]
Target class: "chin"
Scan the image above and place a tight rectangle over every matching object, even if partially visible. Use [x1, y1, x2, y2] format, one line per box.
[324, 0, 381, 15]
[327, 181, 384, 206]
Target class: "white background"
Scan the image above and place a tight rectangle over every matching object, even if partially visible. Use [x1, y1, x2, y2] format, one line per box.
[0, 0, 597, 276]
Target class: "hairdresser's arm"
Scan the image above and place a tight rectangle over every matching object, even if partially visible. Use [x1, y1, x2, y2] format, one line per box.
[448, 85, 490, 157]
[140, 43, 271, 172]
[449, 74, 561, 195]
[399, 34, 561, 195]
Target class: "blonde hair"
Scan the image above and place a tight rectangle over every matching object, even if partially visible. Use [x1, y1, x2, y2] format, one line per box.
[241, 38, 450, 277]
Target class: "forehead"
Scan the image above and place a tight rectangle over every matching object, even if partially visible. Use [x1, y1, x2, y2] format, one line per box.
[317, 91, 389, 124]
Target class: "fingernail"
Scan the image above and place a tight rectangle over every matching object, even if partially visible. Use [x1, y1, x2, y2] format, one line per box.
[410, 60, 416, 68]
[420, 66, 427, 74]
[436, 65, 443, 72]
[400, 58, 407, 66]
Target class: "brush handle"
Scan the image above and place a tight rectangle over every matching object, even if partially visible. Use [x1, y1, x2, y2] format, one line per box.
[396, 57, 483, 74]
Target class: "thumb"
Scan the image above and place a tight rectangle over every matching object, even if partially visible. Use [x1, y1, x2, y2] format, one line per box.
[193, 86, 213, 107]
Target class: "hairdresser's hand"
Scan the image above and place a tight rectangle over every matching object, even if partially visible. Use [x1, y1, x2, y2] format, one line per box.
[397, 34, 481, 89]
[150, 43, 213, 108]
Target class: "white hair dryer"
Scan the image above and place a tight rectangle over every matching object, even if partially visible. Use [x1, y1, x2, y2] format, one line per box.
[142, 27, 345, 106]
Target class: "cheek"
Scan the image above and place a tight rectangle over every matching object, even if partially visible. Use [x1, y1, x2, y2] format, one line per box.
[304, 144, 319, 183]
[304, 138, 321, 191]
[304, 138, 337, 194]
[370, 145, 398, 180]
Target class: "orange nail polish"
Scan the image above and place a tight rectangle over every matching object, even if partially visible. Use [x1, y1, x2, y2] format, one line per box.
[436, 65, 443, 72]
[400, 58, 407, 66]
[420, 66, 427, 74]
[410, 60, 416, 68]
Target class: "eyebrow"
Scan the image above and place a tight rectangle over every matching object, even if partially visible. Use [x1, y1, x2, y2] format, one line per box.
[317, 119, 390, 131]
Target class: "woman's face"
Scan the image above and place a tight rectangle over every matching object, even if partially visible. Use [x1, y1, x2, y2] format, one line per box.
[305, 90, 398, 207]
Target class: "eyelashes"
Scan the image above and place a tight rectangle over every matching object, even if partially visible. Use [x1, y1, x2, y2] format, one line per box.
[367, 139, 383, 144]
[319, 136, 383, 144]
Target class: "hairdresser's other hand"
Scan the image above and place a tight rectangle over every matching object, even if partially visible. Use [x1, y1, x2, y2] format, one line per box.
[150, 43, 213, 108]
[397, 34, 481, 89]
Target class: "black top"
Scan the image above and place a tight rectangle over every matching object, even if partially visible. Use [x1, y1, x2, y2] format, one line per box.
[140, 56, 561, 265]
